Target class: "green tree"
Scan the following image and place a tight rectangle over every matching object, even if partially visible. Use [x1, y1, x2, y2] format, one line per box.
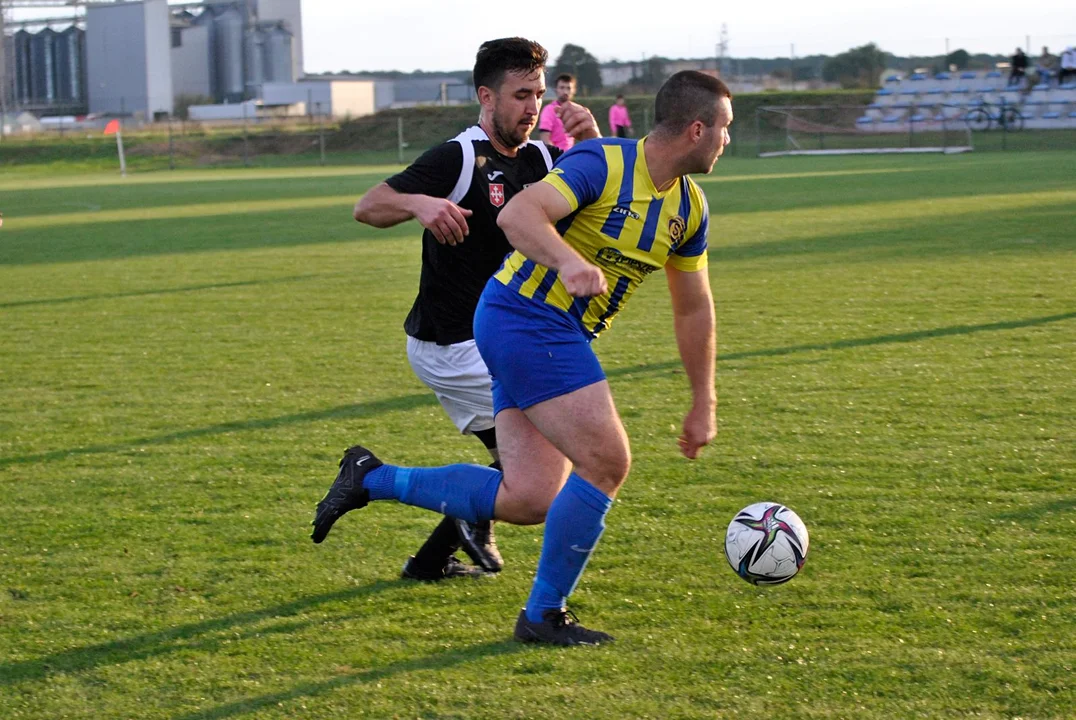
[554, 44, 603, 96]
[822, 43, 888, 89]
[945, 49, 970, 70]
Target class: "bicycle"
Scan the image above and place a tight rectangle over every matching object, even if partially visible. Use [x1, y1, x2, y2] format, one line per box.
[964, 96, 1025, 132]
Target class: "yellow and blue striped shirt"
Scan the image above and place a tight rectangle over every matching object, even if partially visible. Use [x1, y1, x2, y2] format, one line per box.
[494, 137, 710, 338]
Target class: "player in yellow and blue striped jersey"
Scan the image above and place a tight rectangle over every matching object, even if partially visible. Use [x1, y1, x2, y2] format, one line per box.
[494, 135, 710, 338]
[308, 71, 731, 646]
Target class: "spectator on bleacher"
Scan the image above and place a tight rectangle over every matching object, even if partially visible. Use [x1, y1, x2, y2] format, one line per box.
[608, 95, 633, 138]
[1008, 48, 1028, 86]
[1060, 47, 1076, 85]
[1034, 46, 1056, 86]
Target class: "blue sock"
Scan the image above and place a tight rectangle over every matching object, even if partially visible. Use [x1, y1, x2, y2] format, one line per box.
[361, 463, 501, 524]
[525, 473, 613, 623]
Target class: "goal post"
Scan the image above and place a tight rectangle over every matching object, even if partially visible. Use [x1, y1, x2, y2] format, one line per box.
[755, 105, 974, 158]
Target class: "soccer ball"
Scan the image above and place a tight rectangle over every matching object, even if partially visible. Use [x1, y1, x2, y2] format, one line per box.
[724, 502, 809, 585]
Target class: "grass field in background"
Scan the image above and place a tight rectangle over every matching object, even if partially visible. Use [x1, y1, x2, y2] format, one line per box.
[1, 151, 1074, 719]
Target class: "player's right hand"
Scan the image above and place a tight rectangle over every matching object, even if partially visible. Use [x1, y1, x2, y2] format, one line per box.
[558, 102, 600, 141]
[413, 197, 472, 245]
[560, 257, 607, 297]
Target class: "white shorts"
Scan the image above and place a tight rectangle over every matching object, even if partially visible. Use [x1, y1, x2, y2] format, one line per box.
[406, 336, 495, 434]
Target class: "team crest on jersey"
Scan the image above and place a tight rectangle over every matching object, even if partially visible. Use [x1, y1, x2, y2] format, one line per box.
[669, 216, 687, 248]
[489, 183, 505, 207]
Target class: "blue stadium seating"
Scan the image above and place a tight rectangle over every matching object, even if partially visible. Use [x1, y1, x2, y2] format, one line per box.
[866, 71, 1076, 130]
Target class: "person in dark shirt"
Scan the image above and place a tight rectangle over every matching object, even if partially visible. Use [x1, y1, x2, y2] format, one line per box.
[1009, 48, 1028, 87]
[318, 37, 598, 581]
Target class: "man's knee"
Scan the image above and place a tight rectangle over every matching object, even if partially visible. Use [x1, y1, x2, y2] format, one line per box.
[579, 442, 631, 493]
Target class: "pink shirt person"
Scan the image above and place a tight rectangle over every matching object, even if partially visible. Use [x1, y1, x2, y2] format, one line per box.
[539, 101, 574, 151]
[609, 97, 632, 138]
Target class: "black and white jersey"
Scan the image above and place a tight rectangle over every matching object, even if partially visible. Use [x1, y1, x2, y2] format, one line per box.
[385, 126, 560, 346]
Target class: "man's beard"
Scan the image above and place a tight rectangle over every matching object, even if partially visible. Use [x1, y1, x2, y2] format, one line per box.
[493, 116, 530, 148]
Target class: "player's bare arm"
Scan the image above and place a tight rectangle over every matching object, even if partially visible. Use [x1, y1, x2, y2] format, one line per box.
[666, 264, 717, 459]
[557, 101, 601, 141]
[354, 182, 473, 245]
[497, 183, 608, 297]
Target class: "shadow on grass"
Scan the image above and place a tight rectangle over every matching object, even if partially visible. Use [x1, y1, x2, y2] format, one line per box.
[0, 581, 401, 687]
[172, 640, 526, 720]
[0, 393, 437, 468]
[0, 273, 334, 309]
[4, 311, 1072, 468]
[994, 497, 1076, 522]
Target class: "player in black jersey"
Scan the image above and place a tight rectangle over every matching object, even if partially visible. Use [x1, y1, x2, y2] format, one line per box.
[316, 38, 599, 580]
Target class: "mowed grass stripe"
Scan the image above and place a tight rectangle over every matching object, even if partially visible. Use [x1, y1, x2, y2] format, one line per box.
[0, 164, 401, 193]
[9, 187, 1075, 241]
[716, 188, 1076, 245]
[10, 194, 356, 229]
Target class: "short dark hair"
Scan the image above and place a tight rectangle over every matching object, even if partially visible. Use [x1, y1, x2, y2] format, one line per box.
[556, 73, 575, 85]
[615, 93, 625, 100]
[654, 71, 732, 134]
[473, 37, 548, 92]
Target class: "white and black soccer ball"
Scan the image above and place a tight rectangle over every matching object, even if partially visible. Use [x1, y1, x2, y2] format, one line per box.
[724, 502, 809, 585]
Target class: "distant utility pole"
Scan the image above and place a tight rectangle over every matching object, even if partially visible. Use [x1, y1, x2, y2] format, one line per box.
[790, 43, 795, 90]
[718, 23, 729, 78]
[0, 5, 8, 135]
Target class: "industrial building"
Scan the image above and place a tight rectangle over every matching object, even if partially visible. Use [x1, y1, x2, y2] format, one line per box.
[1, 0, 304, 118]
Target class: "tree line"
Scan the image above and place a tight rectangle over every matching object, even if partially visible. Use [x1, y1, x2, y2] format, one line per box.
[320, 43, 1010, 94]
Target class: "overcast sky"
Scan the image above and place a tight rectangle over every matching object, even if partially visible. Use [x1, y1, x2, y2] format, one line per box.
[303, 0, 1074, 72]
[9, 0, 1075, 73]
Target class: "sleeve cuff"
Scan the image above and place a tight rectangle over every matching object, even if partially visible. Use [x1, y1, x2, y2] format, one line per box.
[541, 173, 581, 212]
[667, 253, 709, 273]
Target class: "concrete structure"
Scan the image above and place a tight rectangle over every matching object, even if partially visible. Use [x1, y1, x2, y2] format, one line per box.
[86, 0, 173, 116]
[262, 21, 292, 82]
[254, 0, 302, 80]
[56, 27, 85, 103]
[170, 12, 212, 99]
[263, 78, 383, 118]
[1, 0, 303, 115]
[385, 76, 474, 107]
[187, 98, 258, 120]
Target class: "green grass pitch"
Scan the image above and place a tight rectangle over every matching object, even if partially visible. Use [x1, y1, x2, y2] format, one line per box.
[0, 150, 1073, 718]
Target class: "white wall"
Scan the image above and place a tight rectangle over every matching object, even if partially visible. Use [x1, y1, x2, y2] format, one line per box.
[329, 80, 375, 118]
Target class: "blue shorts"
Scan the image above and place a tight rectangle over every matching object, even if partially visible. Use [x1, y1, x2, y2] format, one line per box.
[473, 279, 606, 415]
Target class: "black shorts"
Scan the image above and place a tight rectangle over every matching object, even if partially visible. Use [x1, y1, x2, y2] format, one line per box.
[615, 127, 629, 138]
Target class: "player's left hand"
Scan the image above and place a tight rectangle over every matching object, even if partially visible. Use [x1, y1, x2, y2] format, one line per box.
[558, 102, 601, 141]
[678, 402, 716, 459]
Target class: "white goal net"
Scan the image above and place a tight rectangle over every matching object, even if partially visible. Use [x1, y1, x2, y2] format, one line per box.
[756, 105, 974, 158]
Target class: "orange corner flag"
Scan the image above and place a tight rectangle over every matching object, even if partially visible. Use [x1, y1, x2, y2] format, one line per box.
[103, 119, 120, 135]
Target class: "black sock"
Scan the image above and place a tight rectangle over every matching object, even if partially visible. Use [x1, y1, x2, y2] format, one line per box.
[411, 515, 461, 570]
